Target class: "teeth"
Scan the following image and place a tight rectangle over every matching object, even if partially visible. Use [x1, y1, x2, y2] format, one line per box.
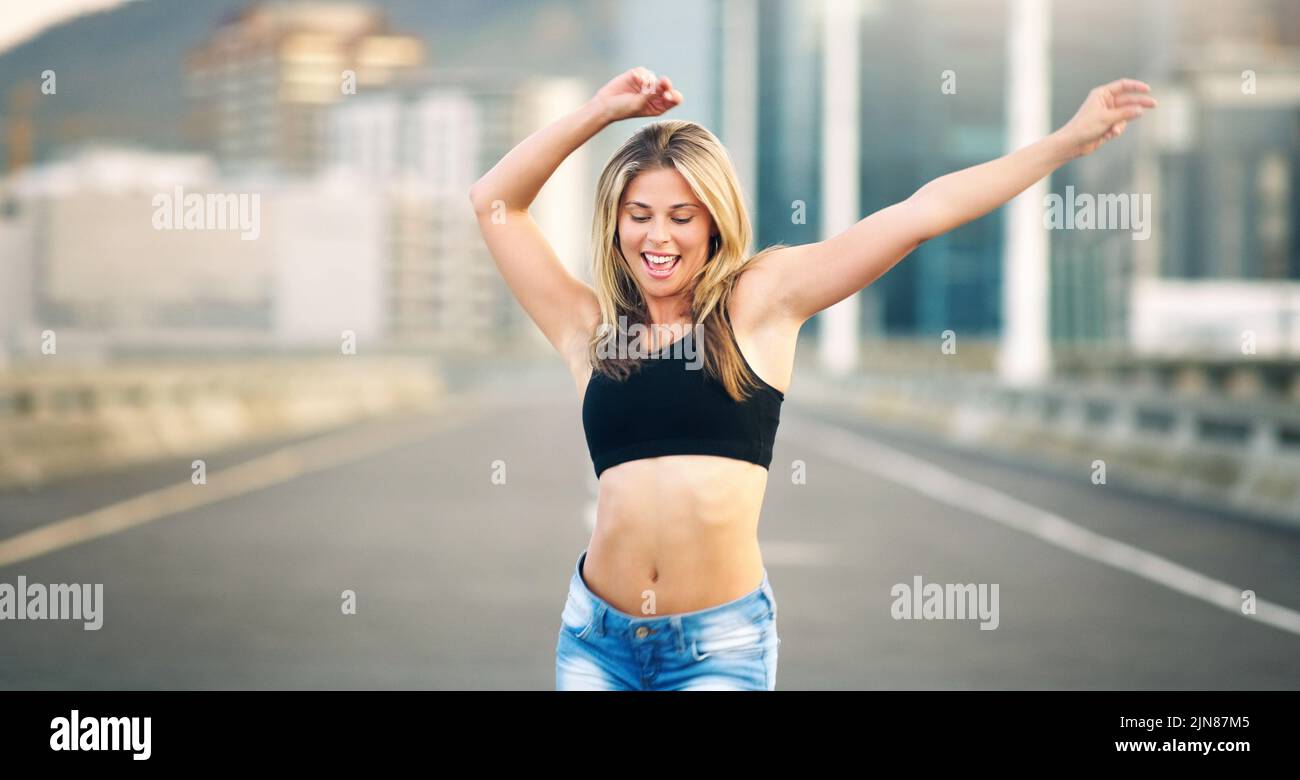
[644, 253, 679, 265]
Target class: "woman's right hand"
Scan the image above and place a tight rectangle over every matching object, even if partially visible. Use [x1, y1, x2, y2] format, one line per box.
[594, 67, 682, 123]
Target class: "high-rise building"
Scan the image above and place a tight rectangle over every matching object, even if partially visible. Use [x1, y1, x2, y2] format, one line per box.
[754, 0, 1009, 341]
[185, 0, 425, 177]
[1050, 0, 1300, 355]
[328, 72, 593, 352]
[751, 0, 1300, 360]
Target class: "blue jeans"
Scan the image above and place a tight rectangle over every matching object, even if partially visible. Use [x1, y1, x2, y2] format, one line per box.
[556, 549, 780, 690]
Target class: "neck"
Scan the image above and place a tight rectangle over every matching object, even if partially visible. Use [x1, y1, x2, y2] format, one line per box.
[642, 295, 694, 350]
[644, 294, 692, 328]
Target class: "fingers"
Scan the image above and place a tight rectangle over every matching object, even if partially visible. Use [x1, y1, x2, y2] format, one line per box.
[632, 66, 657, 93]
[1103, 78, 1150, 96]
[658, 75, 682, 103]
[624, 67, 682, 110]
[1114, 93, 1157, 108]
[1100, 80, 1156, 123]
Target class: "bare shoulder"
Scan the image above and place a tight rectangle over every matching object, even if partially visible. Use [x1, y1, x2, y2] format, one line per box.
[728, 248, 804, 396]
[729, 246, 804, 331]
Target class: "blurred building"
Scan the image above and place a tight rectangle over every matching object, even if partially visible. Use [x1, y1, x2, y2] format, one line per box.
[0, 147, 266, 360]
[0, 182, 36, 367]
[871, 0, 1008, 340]
[3, 83, 36, 175]
[185, 0, 425, 177]
[1051, 0, 1300, 360]
[328, 73, 593, 353]
[748, 0, 1300, 369]
[753, 0, 822, 262]
[753, 0, 1010, 340]
[266, 172, 388, 347]
[0, 146, 388, 361]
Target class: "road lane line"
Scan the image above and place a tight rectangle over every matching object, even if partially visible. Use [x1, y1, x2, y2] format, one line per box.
[0, 408, 484, 569]
[791, 416, 1300, 637]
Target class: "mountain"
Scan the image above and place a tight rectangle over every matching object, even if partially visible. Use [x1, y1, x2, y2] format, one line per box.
[0, 0, 618, 167]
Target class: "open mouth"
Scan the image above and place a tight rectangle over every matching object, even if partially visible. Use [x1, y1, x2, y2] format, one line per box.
[641, 252, 681, 279]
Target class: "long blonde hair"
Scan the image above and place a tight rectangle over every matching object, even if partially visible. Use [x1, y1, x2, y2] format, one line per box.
[586, 119, 785, 402]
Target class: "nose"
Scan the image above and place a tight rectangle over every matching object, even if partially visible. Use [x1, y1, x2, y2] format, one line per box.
[648, 217, 671, 244]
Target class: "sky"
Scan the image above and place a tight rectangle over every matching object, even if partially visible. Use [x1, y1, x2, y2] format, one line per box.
[0, 0, 134, 55]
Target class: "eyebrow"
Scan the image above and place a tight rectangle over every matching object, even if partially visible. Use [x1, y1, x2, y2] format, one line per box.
[624, 201, 699, 209]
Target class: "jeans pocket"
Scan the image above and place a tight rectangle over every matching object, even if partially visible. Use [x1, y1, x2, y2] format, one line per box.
[690, 618, 770, 661]
[560, 591, 595, 641]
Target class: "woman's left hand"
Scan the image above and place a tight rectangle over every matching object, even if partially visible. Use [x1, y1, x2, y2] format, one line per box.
[1059, 78, 1157, 158]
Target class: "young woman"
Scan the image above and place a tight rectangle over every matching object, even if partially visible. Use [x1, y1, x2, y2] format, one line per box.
[469, 66, 1155, 690]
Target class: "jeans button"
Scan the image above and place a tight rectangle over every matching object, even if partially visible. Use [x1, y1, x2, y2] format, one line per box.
[635, 626, 649, 638]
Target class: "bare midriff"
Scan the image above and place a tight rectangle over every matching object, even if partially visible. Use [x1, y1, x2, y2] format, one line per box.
[581, 453, 770, 616]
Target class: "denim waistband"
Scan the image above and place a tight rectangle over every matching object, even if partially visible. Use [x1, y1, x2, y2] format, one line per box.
[569, 548, 775, 640]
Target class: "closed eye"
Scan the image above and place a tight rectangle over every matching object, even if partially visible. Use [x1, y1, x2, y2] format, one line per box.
[631, 216, 693, 224]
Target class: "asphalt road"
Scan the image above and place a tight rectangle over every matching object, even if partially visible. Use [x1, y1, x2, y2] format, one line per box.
[2, 363, 1298, 690]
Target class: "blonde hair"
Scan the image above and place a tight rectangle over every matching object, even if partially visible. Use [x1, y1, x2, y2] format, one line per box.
[586, 119, 786, 402]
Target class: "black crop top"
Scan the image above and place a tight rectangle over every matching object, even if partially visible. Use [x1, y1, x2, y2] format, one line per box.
[581, 336, 784, 478]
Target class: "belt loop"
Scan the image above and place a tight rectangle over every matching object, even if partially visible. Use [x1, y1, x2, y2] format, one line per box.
[593, 602, 607, 637]
[671, 615, 685, 653]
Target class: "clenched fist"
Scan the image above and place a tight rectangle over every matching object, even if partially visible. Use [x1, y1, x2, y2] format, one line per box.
[594, 67, 683, 123]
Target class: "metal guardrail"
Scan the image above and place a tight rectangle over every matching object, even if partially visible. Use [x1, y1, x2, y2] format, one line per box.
[800, 369, 1300, 529]
[1053, 349, 1300, 401]
[868, 373, 1300, 456]
[842, 339, 1300, 401]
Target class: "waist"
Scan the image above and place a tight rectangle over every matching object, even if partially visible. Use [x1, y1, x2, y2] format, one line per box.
[575, 544, 770, 621]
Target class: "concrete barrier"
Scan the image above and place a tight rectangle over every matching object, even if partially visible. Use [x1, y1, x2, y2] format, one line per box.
[0, 357, 443, 491]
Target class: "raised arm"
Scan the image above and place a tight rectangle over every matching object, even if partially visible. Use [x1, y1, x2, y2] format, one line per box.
[754, 78, 1158, 325]
[468, 67, 683, 359]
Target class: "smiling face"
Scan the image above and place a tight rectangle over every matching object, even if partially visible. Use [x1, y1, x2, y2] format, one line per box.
[618, 166, 716, 297]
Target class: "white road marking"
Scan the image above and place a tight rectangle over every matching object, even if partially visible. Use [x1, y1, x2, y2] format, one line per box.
[790, 416, 1300, 637]
[0, 408, 484, 569]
